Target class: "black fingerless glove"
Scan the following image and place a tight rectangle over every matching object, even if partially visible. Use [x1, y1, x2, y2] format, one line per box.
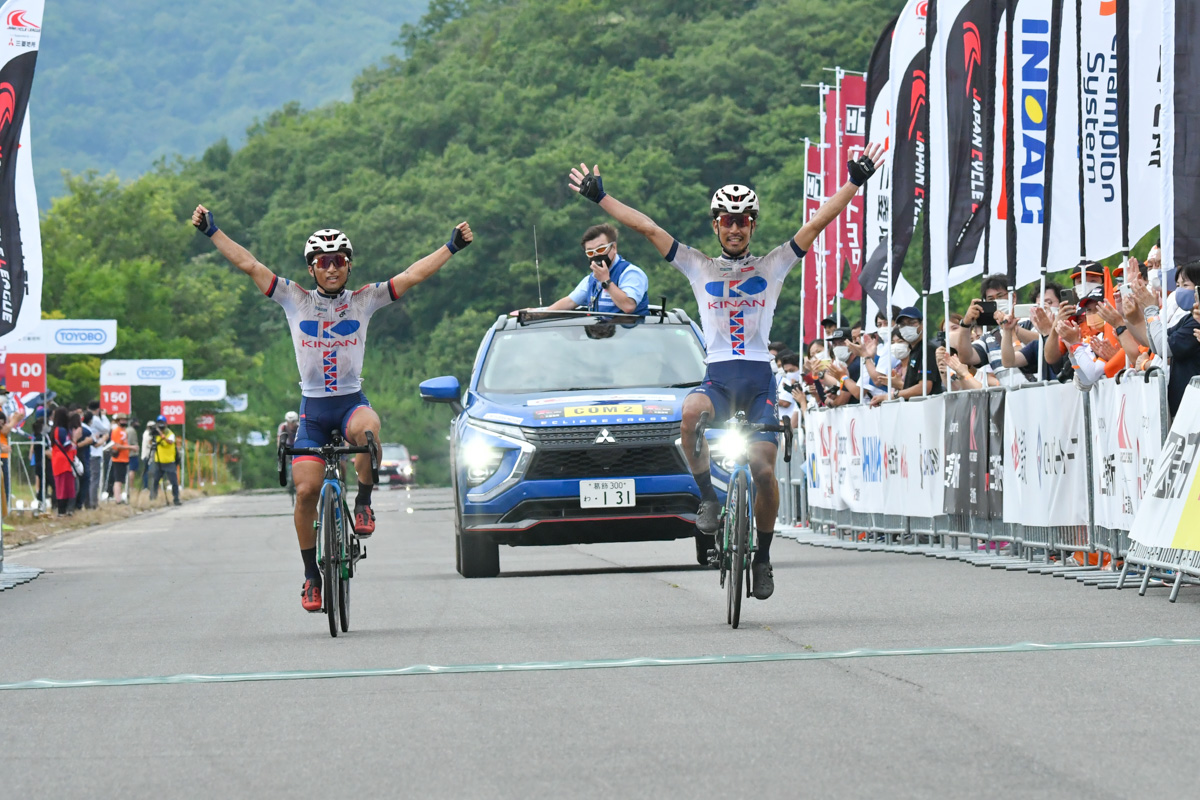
[195, 210, 218, 237]
[847, 155, 877, 187]
[579, 174, 606, 203]
[447, 226, 471, 254]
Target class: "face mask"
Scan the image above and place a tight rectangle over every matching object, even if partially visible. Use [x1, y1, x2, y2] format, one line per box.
[833, 345, 852, 363]
[590, 254, 612, 269]
[899, 325, 920, 343]
[1085, 313, 1104, 329]
[1147, 268, 1161, 290]
[891, 342, 910, 360]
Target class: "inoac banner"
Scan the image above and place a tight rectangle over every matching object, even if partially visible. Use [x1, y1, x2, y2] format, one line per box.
[927, 0, 997, 292]
[0, 318, 116, 353]
[100, 359, 184, 386]
[0, 0, 44, 345]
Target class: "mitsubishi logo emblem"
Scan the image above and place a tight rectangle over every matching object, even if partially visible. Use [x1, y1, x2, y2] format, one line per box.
[595, 428, 616, 444]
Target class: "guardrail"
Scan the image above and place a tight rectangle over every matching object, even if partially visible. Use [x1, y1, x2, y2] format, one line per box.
[773, 371, 1194, 600]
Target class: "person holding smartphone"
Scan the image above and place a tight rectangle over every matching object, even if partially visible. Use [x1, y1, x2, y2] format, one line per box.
[955, 273, 1040, 381]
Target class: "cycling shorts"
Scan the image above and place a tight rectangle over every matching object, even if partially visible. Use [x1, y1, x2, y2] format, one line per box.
[293, 391, 372, 465]
[690, 360, 779, 444]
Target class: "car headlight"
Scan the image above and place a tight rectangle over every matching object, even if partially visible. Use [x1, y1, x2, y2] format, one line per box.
[713, 430, 749, 471]
[401, 465, 412, 475]
[463, 439, 505, 485]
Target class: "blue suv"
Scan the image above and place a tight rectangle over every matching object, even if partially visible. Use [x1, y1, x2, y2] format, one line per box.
[420, 309, 710, 577]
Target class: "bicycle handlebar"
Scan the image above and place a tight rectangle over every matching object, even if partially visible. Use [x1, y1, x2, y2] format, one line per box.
[691, 413, 793, 463]
[282, 444, 374, 458]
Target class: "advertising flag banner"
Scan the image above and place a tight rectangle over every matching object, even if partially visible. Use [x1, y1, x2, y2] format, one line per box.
[1128, 384, 1200, 551]
[160, 379, 227, 402]
[1002, 382, 1089, 526]
[1161, 0, 1200, 273]
[862, 15, 895, 315]
[0, 318, 116, 354]
[1041, 0, 1082, 278]
[1091, 377, 1164, 532]
[100, 386, 131, 416]
[1125, 0, 1163, 247]
[889, 0, 930, 286]
[838, 74, 867, 301]
[824, 89, 842, 304]
[1077, 0, 1124, 260]
[160, 400, 185, 426]
[0, 0, 44, 345]
[928, 0, 996, 292]
[986, 3, 1009, 282]
[100, 359, 183, 386]
[802, 143, 829, 343]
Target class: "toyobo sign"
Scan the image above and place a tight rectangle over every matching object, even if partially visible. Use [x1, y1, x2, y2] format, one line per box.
[160, 380, 227, 402]
[100, 359, 184, 386]
[1, 319, 117, 354]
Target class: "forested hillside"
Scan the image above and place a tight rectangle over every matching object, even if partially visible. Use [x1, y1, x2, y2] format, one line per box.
[42, 0, 906, 485]
[33, 0, 425, 202]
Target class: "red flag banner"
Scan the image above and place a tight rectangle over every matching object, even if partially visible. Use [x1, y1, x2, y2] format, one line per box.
[838, 74, 867, 300]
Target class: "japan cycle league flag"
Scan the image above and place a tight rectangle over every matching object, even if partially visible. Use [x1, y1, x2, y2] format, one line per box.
[888, 0, 929, 288]
[0, 0, 42, 345]
[927, 0, 995, 293]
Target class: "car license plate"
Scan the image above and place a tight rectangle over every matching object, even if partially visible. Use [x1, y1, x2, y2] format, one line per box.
[579, 479, 636, 509]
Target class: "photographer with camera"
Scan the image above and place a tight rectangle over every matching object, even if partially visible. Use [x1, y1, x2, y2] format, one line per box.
[148, 415, 182, 506]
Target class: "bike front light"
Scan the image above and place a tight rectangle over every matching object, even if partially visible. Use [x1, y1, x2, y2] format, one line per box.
[464, 439, 504, 485]
[714, 430, 749, 471]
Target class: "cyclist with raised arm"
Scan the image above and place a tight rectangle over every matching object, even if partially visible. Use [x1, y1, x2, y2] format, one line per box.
[192, 204, 473, 613]
[568, 145, 883, 599]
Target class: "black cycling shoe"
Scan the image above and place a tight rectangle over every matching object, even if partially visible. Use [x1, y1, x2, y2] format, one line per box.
[696, 500, 720, 534]
[751, 561, 774, 600]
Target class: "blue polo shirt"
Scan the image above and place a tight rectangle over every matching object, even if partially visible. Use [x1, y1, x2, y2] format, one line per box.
[568, 257, 649, 315]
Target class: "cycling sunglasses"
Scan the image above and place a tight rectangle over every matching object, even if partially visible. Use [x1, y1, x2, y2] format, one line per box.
[717, 212, 756, 228]
[583, 241, 615, 259]
[312, 253, 350, 270]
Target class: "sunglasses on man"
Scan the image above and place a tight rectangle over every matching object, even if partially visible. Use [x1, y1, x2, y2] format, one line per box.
[584, 241, 615, 259]
[311, 253, 350, 270]
[717, 212, 756, 228]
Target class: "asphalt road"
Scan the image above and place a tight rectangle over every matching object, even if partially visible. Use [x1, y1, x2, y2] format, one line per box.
[3, 488, 1199, 798]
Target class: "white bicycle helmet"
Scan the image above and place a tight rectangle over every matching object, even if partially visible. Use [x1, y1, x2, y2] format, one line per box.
[711, 184, 760, 218]
[304, 229, 354, 264]
[285, 411, 299, 423]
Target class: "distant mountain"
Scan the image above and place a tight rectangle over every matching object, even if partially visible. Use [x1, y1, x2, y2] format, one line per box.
[30, 0, 427, 204]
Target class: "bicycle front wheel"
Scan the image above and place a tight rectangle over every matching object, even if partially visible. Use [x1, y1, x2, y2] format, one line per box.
[322, 490, 341, 638]
[729, 469, 750, 629]
[339, 503, 351, 633]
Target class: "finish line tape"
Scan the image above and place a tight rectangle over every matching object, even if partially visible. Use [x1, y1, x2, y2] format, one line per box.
[3, 637, 1199, 691]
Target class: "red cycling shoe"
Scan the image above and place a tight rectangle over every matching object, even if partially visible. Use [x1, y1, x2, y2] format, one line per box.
[354, 503, 375, 537]
[301, 579, 323, 613]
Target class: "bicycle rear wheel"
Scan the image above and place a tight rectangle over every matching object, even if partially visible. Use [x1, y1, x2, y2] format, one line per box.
[729, 470, 750, 629]
[322, 490, 341, 638]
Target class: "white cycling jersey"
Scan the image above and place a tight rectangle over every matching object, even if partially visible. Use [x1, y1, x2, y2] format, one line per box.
[666, 238, 804, 364]
[266, 275, 398, 397]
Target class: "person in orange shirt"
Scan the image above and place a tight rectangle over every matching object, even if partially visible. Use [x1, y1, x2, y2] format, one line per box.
[108, 412, 135, 504]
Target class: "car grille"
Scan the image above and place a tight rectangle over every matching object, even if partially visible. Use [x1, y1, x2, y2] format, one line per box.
[526, 446, 686, 480]
[521, 422, 680, 447]
[498, 493, 699, 523]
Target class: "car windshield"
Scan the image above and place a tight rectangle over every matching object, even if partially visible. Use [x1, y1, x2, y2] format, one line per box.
[381, 445, 409, 461]
[479, 323, 707, 394]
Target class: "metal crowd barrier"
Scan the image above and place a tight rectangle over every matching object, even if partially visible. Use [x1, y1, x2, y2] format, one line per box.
[776, 371, 1194, 598]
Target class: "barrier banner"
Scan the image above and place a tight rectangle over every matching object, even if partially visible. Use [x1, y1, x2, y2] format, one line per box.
[1002, 383, 1088, 526]
[809, 408, 847, 511]
[0, 0, 44, 345]
[943, 391, 989, 516]
[987, 390, 1005, 520]
[843, 404, 878, 511]
[882, 398, 945, 518]
[1091, 377, 1164, 531]
[1128, 384, 1200, 550]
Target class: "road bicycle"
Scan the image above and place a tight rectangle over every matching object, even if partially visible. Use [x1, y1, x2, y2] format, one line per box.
[694, 410, 791, 628]
[279, 430, 379, 637]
